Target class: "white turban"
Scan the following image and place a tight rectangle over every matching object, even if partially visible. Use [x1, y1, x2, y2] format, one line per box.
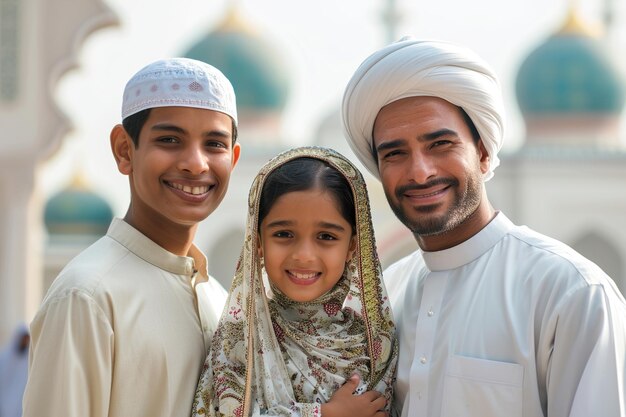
[341, 38, 504, 181]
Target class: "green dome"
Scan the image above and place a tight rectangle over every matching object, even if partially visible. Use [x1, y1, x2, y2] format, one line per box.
[45, 180, 113, 236]
[516, 27, 625, 115]
[183, 11, 290, 112]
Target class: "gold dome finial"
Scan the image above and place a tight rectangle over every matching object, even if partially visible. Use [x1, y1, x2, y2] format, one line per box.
[68, 166, 89, 190]
[215, 2, 254, 34]
[557, 0, 601, 37]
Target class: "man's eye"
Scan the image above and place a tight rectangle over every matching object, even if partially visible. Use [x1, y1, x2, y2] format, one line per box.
[382, 150, 403, 159]
[432, 140, 451, 148]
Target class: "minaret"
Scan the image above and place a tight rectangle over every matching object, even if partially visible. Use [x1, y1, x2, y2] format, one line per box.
[381, 0, 401, 44]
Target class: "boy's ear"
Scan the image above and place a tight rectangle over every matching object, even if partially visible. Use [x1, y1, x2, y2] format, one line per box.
[231, 142, 241, 170]
[110, 124, 133, 175]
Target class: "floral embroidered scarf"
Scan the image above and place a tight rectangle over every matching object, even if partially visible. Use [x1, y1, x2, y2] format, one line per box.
[192, 146, 398, 417]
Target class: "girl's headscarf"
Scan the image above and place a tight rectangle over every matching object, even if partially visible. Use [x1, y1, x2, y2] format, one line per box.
[192, 146, 397, 416]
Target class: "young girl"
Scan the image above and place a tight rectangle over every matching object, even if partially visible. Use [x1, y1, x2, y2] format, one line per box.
[192, 146, 397, 417]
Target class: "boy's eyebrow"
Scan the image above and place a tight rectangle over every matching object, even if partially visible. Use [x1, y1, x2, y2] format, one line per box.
[376, 128, 459, 153]
[150, 123, 232, 138]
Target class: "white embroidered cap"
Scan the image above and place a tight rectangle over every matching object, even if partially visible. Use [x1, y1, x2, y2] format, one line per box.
[121, 57, 238, 125]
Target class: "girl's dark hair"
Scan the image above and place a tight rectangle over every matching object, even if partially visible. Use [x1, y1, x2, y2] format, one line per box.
[258, 158, 355, 232]
[121, 108, 239, 148]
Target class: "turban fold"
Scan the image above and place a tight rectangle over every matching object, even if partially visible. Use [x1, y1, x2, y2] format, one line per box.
[341, 38, 504, 181]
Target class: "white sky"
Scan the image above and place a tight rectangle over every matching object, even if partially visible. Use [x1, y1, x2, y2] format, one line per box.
[42, 0, 626, 215]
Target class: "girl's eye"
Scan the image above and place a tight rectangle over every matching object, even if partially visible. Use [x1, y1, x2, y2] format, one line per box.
[318, 233, 337, 241]
[273, 231, 293, 238]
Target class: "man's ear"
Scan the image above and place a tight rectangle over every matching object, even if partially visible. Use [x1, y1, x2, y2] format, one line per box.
[478, 140, 490, 175]
[110, 124, 133, 175]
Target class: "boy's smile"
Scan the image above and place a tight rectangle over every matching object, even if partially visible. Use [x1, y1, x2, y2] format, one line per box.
[112, 106, 240, 253]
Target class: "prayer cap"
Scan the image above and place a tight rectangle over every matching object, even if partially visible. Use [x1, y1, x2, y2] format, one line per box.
[121, 57, 237, 125]
[342, 38, 504, 181]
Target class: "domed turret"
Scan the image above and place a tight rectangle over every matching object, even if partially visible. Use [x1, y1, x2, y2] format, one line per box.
[44, 174, 113, 238]
[515, 8, 625, 146]
[183, 6, 290, 144]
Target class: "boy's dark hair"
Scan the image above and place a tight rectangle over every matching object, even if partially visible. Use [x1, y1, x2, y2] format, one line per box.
[121, 109, 239, 148]
[258, 158, 356, 233]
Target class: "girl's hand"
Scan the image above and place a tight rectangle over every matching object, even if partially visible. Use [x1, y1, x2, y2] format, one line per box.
[320, 374, 388, 417]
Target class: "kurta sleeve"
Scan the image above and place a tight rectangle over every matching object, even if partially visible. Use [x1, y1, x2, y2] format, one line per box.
[22, 290, 114, 417]
[544, 284, 626, 417]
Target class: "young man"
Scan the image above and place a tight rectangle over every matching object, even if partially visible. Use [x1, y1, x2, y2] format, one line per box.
[23, 58, 240, 417]
[342, 39, 626, 417]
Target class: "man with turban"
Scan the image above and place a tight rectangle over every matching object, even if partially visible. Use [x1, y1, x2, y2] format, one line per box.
[342, 38, 626, 417]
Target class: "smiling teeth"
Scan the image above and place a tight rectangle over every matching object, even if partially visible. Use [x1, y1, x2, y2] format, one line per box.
[290, 271, 318, 279]
[171, 183, 209, 195]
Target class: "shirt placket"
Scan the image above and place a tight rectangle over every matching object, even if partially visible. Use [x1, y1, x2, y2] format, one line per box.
[189, 263, 211, 352]
[408, 271, 447, 417]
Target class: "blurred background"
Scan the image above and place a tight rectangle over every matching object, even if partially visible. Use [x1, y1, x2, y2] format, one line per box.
[1, 0, 626, 346]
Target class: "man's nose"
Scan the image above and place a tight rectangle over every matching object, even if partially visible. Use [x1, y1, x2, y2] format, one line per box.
[407, 151, 437, 184]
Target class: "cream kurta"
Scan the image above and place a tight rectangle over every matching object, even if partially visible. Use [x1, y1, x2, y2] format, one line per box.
[22, 218, 227, 417]
[386, 212, 626, 417]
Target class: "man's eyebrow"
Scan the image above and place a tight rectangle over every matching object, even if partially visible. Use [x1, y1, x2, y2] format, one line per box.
[376, 138, 406, 153]
[421, 128, 459, 141]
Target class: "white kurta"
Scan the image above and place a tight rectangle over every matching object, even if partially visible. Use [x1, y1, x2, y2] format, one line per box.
[22, 218, 227, 417]
[385, 212, 626, 417]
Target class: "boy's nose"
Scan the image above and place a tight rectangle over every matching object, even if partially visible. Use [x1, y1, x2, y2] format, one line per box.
[179, 145, 209, 174]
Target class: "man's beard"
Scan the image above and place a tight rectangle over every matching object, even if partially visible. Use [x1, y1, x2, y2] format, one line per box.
[387, 172, 482, 237]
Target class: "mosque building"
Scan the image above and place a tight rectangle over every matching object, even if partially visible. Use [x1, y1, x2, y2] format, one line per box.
[1, 1, 625, 344]
[488, 7, 626, 289]
[184, 3, 626, 293]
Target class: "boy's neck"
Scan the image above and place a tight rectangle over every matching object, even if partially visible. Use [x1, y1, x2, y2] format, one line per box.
[123, 211, 197, 257]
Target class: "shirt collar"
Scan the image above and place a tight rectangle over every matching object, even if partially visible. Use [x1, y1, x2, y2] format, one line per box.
[422, 212, 514, 271]
[106, 218, 208, 278]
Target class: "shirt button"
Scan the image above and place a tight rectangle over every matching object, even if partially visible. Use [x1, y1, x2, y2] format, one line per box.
[420, 356, 427, 364]
[427, 308, 434, 317]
